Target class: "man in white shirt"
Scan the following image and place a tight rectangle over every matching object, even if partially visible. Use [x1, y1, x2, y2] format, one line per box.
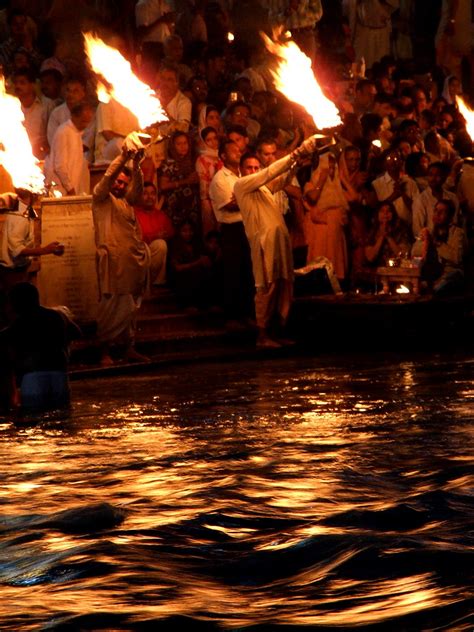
[47, 77, 94, 151]
[13, 68, 55, 159]
[94, 98, 139, 164]
[372, 150, 418, 230]
[209, 140, 254, 326]
[45, 103, 95, 196]
[412, 162, 460, 237]
[156, 62, 192, 133]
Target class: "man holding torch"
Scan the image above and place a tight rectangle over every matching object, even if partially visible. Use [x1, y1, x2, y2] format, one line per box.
[92, 141, 151, 367]
[233, 135, 318, 348]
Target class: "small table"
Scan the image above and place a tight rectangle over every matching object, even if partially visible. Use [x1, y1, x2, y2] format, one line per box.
[376, 266, 421, 295]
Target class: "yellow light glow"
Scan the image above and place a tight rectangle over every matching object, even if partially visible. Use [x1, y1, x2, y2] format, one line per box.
[83, 32, 168, 129]
[0, 76, 45, 193]
[262, 34, 342, 130]
[396, 284, 410, 294]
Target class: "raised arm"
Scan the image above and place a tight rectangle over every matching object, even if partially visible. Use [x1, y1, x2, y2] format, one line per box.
[93, 153, 129, 203]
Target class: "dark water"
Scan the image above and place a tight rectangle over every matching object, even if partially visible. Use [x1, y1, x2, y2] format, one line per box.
[0, 353, 472, 631]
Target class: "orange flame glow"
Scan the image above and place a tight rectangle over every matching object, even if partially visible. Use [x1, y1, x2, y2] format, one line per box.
[84, 33, 168, 129]
[396, 285, 410, 294]
[262, 34, 342, 130]
[0, 77, 44, 193]
[456, 96, 474, 141]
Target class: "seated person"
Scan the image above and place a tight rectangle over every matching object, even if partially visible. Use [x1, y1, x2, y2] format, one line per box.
[412, 199, 466, 295]
[133, 181, 174, 286]
[168, 220, 215, 310]
[365, 201, 413, 270]
[3, 283, 75, 412]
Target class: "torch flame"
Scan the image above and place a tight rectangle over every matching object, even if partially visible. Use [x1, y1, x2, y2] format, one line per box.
[0, 76, 44, 194]
[262, 33, 342, 130]
[84, 32, 168, 129]
[456, 96, 474, 141]
[396, 284, 410, 294]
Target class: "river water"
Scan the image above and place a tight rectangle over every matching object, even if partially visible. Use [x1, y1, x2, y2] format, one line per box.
[0, 352, 472, 630]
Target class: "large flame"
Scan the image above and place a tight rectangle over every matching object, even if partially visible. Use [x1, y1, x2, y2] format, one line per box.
[84, 33, 168, 129]
[263, 34, 342, 130]
[456, 96, 474, 142]
[0, 76, 44, 193]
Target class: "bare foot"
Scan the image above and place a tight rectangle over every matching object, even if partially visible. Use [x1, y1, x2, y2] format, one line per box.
[256, 336, 282, 349]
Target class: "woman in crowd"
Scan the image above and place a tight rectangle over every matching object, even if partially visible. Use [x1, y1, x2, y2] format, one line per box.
[303, 152, 349, 283]
[158, 131, 201, 232]
[195, 125, 223, 235]
[364, 200, 412, 270]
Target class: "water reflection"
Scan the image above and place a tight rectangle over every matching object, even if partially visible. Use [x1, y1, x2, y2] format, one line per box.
[0, 353, 472, 629]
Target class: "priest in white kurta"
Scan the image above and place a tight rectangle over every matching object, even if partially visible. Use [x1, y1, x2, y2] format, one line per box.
[233, 137, 316, 347]
[45, 103, 94, 196]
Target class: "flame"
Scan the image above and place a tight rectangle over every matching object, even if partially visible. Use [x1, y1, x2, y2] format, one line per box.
[396, 285, 410, 294]
[227, 32, 234, 42]
[262, 34, 342, 130]
[456, 96, 474, 141]
[96, 80, 111, 104]
[83, 33, 168, 129]
[372, 139, 382, 148]
[0, 76, 44, 193]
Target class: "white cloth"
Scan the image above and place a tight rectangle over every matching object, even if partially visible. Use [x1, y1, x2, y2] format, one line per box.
[45, 119, 90, 195]
[164, 90, 192, 132]
[47, 102, 96, 157]
[94, 100, 139, 163]
[209, 166, 242, 224]
[22, 96, 55, 154]
[412, 187, 460, 236]
[135, 0, 174, 43]
[233, 155, 294, 288]
[372, 172, 418, 226]
[0, 201, 34, 269]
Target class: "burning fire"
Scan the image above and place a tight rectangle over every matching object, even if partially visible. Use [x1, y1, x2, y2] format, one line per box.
[0, 76, 44, 193]
[84, 33, 168, 129]
[456, 96, 474, 141]
[396, 285, 410, 294]
[262, 34, 342, 130]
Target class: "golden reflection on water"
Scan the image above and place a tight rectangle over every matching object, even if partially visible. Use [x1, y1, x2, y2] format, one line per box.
[0, 356, 472, 629]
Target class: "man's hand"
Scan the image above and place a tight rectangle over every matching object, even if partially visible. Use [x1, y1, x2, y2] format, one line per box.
[292, 136, 318, 160]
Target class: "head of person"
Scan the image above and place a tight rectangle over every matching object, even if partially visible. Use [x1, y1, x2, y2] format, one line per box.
[203, 105, 221, 131]
[447, 76, 461, 101]
[70, 102, 94, 132]
[111, 167, 131, 198]
[271, 102, 294, 131]
[140, 181, 157, 210]
[201, 126, 219, 150]
[12, 67, 37, 101]
[419, 108, 436, 131]
[405, 151, 430, 178]
[178, 219, 196, 243]
[39, 68, 63, 100]
[361, 113, 383, 142]
[376, 200, 397, 227]
[218, 139, 241, 168]
[383, 149, 402, 178]
[227, 100, 251, 129]
[226, 124, 249, 153]
[431, 96, 447, 116]
[427, 161, 450, 191]
[424, 130, 441, 156]
[355, 79, 377, 110]
[163, 34, 184, 63]
[8, 282, 40, 316]
[438, 110, 454, 130]
[7, 9, 27, 40]
[157, 63, 179, 101]
[398, 119, 420, 147]
[412, 87, 428, 113]
[187, 75, 208, 104]
[240, 152, 260, 175]
[433, 198, 455, 227]
[205, 47, 226, 76]
[256, 138, 277, 167]
[170, 131, 190, 159]
[373, 93, 395, 119]
[233, 76, 253, 103]
[65, 77, 87, 109]
[393, 138, 412, 159]
[343, 146, 361, 174]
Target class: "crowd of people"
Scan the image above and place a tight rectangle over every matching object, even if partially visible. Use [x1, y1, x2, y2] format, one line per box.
[1, 0, 474, 410]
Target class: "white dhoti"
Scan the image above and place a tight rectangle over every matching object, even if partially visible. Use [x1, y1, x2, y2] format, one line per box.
[149, 238, 168, 286]
[96, 294, 140, 345]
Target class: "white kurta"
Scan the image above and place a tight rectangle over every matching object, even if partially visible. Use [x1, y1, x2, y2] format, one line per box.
[94, 100, 139, 163]
[135, 0, 173, 43]
[233, 154, 294, 288]
[47, 102, 96, 157]
[45, 119, 90, 195]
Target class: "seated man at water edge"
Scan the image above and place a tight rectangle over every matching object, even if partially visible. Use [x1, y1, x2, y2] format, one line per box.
[92, 144, 151, 367]
[133, 180, 174, 287]
[233, 135, 318, 348]
[2, 283, 77, 412]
